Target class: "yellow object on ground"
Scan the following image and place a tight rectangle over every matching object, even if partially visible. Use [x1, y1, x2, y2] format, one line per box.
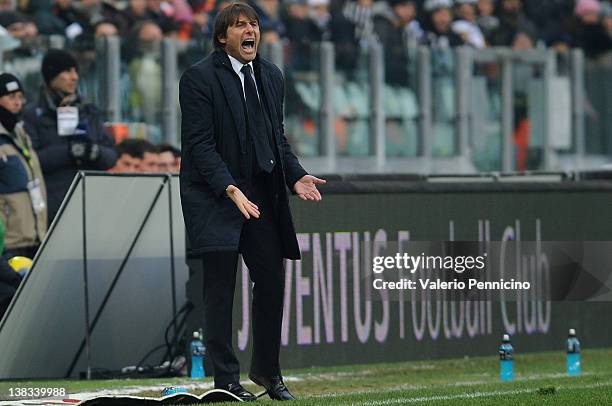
[8, 256, 33, 272]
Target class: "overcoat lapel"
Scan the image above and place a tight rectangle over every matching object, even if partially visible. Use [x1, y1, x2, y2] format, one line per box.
[213, 52, 247, 154]
[257, 64, 281, 146]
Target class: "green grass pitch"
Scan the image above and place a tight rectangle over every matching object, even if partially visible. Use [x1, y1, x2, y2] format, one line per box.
[1, 348, 611, 405]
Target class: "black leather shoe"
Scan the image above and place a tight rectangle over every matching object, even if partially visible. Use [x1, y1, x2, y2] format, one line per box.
[215, 382, 257, 402]
[249, 373, 295, 401]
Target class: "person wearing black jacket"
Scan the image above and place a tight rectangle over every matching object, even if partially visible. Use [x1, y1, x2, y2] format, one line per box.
[22, 49, 117, 225]
[371, 0, 423, 85]
[179, 2, 324, 401]
[571, 0, 612, 59]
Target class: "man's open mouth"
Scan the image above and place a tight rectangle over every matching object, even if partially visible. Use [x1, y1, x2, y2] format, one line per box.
[241, 39, 255, 51]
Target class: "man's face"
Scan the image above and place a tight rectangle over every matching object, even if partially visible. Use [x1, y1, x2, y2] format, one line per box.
[138, 151, 160, 173]
[112, 153, 141, 173]
[157, 151, 176, 172]
[219, 13, 260, 64]
[50, 67, 79, 95]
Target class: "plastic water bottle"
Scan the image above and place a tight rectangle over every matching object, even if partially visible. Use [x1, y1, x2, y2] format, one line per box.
[190, 331, 205, 379]
[161, 386, 188, 396]
[499, 334, 514, 381]
[566, 328, 581, 376]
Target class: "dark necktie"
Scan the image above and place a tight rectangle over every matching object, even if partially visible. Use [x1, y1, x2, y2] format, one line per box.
[241, 64, 275, 173]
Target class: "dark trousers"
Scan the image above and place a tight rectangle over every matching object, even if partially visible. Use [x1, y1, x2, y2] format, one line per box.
[201, 171, 285, 387]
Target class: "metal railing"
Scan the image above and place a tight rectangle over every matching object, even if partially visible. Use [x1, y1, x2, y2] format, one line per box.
[3, 36, 610, 174]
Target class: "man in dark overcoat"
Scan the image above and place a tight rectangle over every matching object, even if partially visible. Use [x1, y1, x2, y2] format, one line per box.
[179, 2, 325, 401]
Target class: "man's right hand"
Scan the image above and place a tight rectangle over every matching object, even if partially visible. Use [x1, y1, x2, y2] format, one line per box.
[226, 185, 260, 219]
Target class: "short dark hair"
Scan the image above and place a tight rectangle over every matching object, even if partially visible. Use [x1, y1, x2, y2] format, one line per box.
[116, 139, 143, 158]
[159, 143, 181, 157]
[115, 138, 158, 159]
[213, 2, 259, 51]
[138, 139, 159, 155]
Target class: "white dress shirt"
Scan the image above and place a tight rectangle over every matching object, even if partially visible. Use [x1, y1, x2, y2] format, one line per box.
[227, 53, 261, 101]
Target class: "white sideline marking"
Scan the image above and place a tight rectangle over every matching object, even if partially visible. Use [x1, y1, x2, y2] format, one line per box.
[342, 381, 612, 405]
[306, 371, 591, 399]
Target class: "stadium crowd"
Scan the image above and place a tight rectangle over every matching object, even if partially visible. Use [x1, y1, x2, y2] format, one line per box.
[0, 0, 610, 58]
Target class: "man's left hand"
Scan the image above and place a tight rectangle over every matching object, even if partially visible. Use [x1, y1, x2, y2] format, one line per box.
[293, 175, 326, 201]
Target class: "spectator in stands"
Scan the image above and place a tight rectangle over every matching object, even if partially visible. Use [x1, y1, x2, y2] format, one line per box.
[0, 0, 15, 12]
[523, 0, 574, 50]
[143, 0, 179, 35]
[490, 0, 538, 47]
[572, 0, 612, 59]
[171, 0, 195, 40]
[311, 0, 358, 74]
[0, 73, 46, 259]
[31, 0, 91, 39]
[70, 19, 121, 103]
[0, 218, 23, 321]
[260, 20, 281, 43]
[306, 0, 331, 40]
[126, 18, 164, 62]
[135, 139, 160, 172]
[282, 0, 319, 70]
[476, 0, 499, 44]
[0, 11, 39, 41]
[422, 0, 465, 47]
[250, 0, 284, 37]
[0, 12, 40, 99]
[343, 0, 375, 48]
[108, 138, 143, 173]
[71, 0, 126, 33]
[126, 20, 163, 124]
[452, 0, 486, 48]
[122, 0, 152, 34]
[185, 0, 215, 41]
[372, 0, 422, 84]
[522, 0, 575, 35]
[22, 49, 117, 225]
[158, 143, 180, 172]
[93, 19, 119, 37]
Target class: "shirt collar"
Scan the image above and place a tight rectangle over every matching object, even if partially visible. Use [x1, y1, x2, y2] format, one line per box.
[227, 53, 254, 77]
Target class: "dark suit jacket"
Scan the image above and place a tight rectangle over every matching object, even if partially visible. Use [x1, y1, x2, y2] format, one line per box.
[179, 51, 307, 259]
